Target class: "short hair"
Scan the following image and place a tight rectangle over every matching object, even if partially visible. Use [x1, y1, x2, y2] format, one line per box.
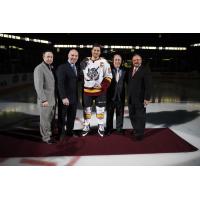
[42, 50, 53, 56]
[68, 48, 79, 55]
[132, 53, 142, 60]
[92, 43, 102, 50]
[113, 54, 122, 60]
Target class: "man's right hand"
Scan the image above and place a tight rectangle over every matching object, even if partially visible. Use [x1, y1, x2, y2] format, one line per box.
[42, 101, 49, 107]
[94, 82, 102, 89]
[62, 98, 69, 106]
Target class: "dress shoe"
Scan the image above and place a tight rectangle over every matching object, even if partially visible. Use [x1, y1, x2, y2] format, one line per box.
[66, 131, 73, 137]
[60, 131, 67, 141]
[135, 134, 144, 141]
[46, 138, 57, 144]
[116, 128, 124, 134]
[105, 129, 112, 136]
[72, 131, 80, 137]
[132, 129, 136, 135]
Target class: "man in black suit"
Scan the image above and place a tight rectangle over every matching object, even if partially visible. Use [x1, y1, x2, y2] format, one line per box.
[106, 54, 126, 135]
[56, 49, 79, 139]
[128, 54, 152, 140]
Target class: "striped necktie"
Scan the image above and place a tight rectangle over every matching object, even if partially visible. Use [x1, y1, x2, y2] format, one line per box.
[116, 69, 120, 82]
[71, 64, 77, 76]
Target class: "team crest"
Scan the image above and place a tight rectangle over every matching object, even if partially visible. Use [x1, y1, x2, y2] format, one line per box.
[86, 67, 99, 80]
[100, 62, 104, 68]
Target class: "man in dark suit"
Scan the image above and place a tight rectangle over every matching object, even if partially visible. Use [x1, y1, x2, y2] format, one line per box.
[56, 49, 79, 139]
[128, 54, 152, 140]
[106, 54, 126, 135]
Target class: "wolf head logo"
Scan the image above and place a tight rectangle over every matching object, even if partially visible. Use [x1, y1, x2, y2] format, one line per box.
[87, 67, 99, 80]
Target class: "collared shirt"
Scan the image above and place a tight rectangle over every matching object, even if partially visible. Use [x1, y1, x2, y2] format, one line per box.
[114, 67, 121, 82]
[132, 64, 141, 77]
[43, 61, 52, 71]
[133, 64, 141, 72]
[68, 60, 77, 76]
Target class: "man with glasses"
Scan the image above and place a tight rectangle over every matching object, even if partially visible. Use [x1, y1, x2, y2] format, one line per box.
[106, 54, 126, 135]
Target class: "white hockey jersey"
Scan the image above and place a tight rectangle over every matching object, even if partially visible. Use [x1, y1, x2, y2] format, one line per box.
[81, 57, 113, 96]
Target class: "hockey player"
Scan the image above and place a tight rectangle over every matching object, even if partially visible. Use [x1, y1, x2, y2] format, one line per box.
[80, 44, 112, 137]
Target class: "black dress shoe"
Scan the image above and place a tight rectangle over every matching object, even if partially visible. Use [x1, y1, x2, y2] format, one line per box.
[135, 134, 144, 141]
[54, 134, 60, 141]
[46, 138, 57, 144]
[105, 129, 112, 136]
[116, 128, 124, 134]
[66, 131, 73, 136]
[59, 134, 65, 141]
[59, 130, 67, 140]
[65, 130, 79, 137]
[73, 132, 80, 137]
[132, 129, 136, 135]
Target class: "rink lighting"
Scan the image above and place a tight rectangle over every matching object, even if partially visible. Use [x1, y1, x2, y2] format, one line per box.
[0, 45, 6, 49]
[9, 46, 23, 50]
[141, 46, 157, 50]
[0, 34, 51, 44]
[25, 37, 30, 41]
[162, 58, 172, 61]
[191, 43, 200, 47]
[164, 47, 187, 51]
[54, 44, 187, 51]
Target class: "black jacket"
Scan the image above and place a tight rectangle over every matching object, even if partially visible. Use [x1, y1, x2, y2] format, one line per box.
[127, 65, 152, 104]
[56, 61, 78, 104]
[107, 67, 126, 103]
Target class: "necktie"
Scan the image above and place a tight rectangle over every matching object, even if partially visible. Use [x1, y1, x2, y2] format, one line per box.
[132, 67, 137, 77]
[71, 64, 77, 76]
[116, 69, 120, 82]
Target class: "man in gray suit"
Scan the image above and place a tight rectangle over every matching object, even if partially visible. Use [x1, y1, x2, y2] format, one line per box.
[34, 50, 56, 144]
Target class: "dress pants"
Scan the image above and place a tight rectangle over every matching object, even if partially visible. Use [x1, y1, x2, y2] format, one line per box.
[59, 103, 77, 135]
[39, 105, 55, 142]
[128, 102, 146, 135]
[106, 100, 124, 130]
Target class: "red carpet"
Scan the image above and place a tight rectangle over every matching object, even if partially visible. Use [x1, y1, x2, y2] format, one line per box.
[0, 128, 198, 157]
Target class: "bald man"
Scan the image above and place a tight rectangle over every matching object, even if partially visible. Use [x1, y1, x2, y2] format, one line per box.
[56, 49, 79, 139]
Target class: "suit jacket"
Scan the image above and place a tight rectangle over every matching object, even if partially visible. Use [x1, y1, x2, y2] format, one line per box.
[107, 67, 126, 103]
[33, 62, 55, 106]
[56, 61, 78, 104]
[128, 65, 152, 104]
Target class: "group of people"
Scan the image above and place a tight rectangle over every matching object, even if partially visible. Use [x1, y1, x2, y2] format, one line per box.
[33, 44, 152, 144]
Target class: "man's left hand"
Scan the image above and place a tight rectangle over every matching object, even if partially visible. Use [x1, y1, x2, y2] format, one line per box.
[144, 100, 150, 106]
[94, 82, 102, 89]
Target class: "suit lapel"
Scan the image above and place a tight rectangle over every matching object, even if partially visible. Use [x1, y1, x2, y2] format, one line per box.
[66, 62, 76, 77]
[112, 68, 125, 83]
[135, 65, 143, 75]
[131, 65, 143, 78]
[112, 68, 116, 82]
[118, 69, 125, 83]
[42, 62, 54, 80]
